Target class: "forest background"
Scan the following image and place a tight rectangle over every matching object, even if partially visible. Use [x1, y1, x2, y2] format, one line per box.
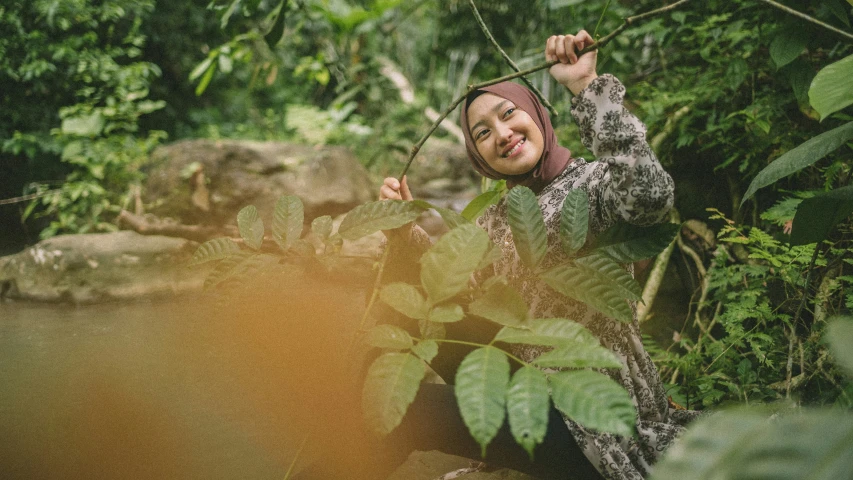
[1, 0, 853, 475]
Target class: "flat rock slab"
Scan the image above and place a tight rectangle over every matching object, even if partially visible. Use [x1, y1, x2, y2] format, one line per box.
[0, 231, 210, 303]
[387, 450, 540, 480]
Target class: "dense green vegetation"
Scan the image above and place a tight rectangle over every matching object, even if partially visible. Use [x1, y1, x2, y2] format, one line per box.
[2, 0, 853, 477]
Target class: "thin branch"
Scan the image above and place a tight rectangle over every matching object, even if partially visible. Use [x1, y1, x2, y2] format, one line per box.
[467, 0, 557, 117]
[399, 0, 692, 179]
[0, 188, 63, 206]
[754, 0, 853, 42]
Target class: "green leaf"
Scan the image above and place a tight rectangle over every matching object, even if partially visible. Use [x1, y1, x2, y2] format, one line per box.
[203, 252, 279, 289]
[743, 121, 853, 205]
[338, 200, 425, 240]
[560, 189, 589, 256]
[272, 196, 303, 252]
[411, 340, 439, 363]
[539, 254, 639, 323]
[380, 282, 428, 320]
[549, 370, 635, 437]
[237, 205, 265, 250]
[362, 353, 426, 436]
[533, 343, 623, 369]
[506, 367, 550, 458]
[418, 318, 446, 340]
[428, 303, 464, 323]
[810, 54, 853, 121]
[195, 60, 216, 96]
[770, 29, 807, 69]
[434, 206, 470, 230]
[827, 316, 853, 377]
[476, 243, 502, 271]
[650, 410, 853, 480]
[365, 324, 413, 350]
[264, 0, 287, 48]
[461, 188, 504, 220]
[420, 224, 490, 305]
[189, 57, 213, 82]
[61, 113, 104, 137]
[790, 185, 853, 245]
[506, 186, 548, 270]
[220, 0, 242, 29]
[494, 318, 597, 347]
[190, 238, 242, 265]
[455, 347, 510, 456]
[591, 222, 680, 263]
[311, 215, 333, 242]
[469, 281, 529, 326]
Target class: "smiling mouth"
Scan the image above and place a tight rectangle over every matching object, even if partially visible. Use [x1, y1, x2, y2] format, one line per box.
[502, 138, 526, 158]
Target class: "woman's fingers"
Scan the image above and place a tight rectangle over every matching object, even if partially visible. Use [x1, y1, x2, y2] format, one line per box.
[546, 35, 557, 62]
[547, 30, 595, 64]
[379, 177, 401, 200]
[399, 175, 413, 201]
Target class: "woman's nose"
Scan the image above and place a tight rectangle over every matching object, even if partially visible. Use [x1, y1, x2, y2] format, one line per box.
[495, 122, 513, 143]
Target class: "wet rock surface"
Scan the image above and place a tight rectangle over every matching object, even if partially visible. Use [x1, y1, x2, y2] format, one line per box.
[0, 231, 210, 303]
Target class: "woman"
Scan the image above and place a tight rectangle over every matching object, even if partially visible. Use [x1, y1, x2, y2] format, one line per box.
[379, 31, 699, 480]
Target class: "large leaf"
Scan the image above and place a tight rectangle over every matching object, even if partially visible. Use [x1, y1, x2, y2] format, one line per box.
[506, 186, 548, 271]
[380, 282, 428, 320]
[338, 200, 425, 240]
[560, 189, 589, 256]
[462, 186, 505, 221]
[541, 260, 634, 323]
[549, 370, 635, 437]
[263, 0, 287, 48]
[790, 185, 853, 245]
[362, 353, 426, 436]
[533, 343, 623, 369]
[237, 205, 265, 250]
[494, 318, 597, 347]
[418, 318, 446, 340]
[809, 53, 853, 121]
[203, 253, 279, 289]
[574, 254, 642, 301]
[651, 409, 853, 480]
[741, 121, 853, 205]
[311, 215, 333, 242]
[455, 347, 510, 456]
[411, 340, 439, 363]
[506, 366, 549, 458]
[434, 206, 471, 230]
[190, 238, 241, 265]
[827, 316, 853, 377]
[469, 281, 529, 326]
[770, 29, 807, 69]
[364, 324, 413, 350]
[428, 303, 464, 323]
[420, 224, 490, 305]
[591, 222, 680, 263]
[272, 196, 304, 252]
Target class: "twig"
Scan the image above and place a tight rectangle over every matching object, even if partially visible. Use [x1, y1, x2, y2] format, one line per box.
[785, 326, 795, 399]
[398, 0, 693, 179]
[467, 0, 557, 117]
[754, 0, 853, 42]
[0, 188, 63, 206]
[792, 244, 821, 331]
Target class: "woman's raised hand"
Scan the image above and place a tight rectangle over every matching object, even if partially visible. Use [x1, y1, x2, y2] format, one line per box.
[546, 30, 598, 95]
[379, 175, 412, 201]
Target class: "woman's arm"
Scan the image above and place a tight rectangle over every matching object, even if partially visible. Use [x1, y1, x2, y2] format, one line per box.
[569, 75, 675, 227]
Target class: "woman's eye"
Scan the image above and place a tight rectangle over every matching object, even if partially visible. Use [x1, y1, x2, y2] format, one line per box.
[475, 129, 489, 139]
[504, 108, 515, 117]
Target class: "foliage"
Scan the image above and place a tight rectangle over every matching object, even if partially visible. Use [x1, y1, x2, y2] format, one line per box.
[191, 186, 678, 457]
[651, 316, 853, 480]
[1, 0, 167, 237]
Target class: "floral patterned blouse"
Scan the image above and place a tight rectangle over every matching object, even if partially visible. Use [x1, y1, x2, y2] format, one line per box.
[474, 74, 699, 480]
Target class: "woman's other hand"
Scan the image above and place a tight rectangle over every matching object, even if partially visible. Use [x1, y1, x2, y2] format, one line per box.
[546, 30, 598, 95]
[379, 175, 413, 201]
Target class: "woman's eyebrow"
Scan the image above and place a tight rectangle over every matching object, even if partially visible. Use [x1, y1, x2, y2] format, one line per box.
[470, 100, 510, 135]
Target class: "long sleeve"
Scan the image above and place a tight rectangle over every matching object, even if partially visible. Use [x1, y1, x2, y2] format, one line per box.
[569, 74, 674, 229]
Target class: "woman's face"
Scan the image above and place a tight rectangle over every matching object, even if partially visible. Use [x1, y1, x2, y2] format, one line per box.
[466, 92, 544, 176]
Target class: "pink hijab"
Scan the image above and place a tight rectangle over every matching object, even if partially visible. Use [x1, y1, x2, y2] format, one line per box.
[460, 82, 572, 193]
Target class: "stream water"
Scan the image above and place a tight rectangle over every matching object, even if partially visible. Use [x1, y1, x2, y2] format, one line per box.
[0, 279, 373, 480]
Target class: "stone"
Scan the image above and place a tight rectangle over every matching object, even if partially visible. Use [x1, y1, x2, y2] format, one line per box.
[0, 231, 210, 303]
[386, 450, 541, 480]
[143, 139, 375, 227]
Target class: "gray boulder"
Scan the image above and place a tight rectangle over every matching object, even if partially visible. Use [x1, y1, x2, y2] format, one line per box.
[0, 231, 209, 303]
[144, 139, 375, 226]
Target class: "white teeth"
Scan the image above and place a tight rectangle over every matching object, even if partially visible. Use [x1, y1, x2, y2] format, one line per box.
[505, 139, 525, 157]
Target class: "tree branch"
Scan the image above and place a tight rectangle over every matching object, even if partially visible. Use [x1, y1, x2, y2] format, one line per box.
[467, 0, 557, 117]
[754, 0, 853, 42]
[399, 0, 692, 179]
